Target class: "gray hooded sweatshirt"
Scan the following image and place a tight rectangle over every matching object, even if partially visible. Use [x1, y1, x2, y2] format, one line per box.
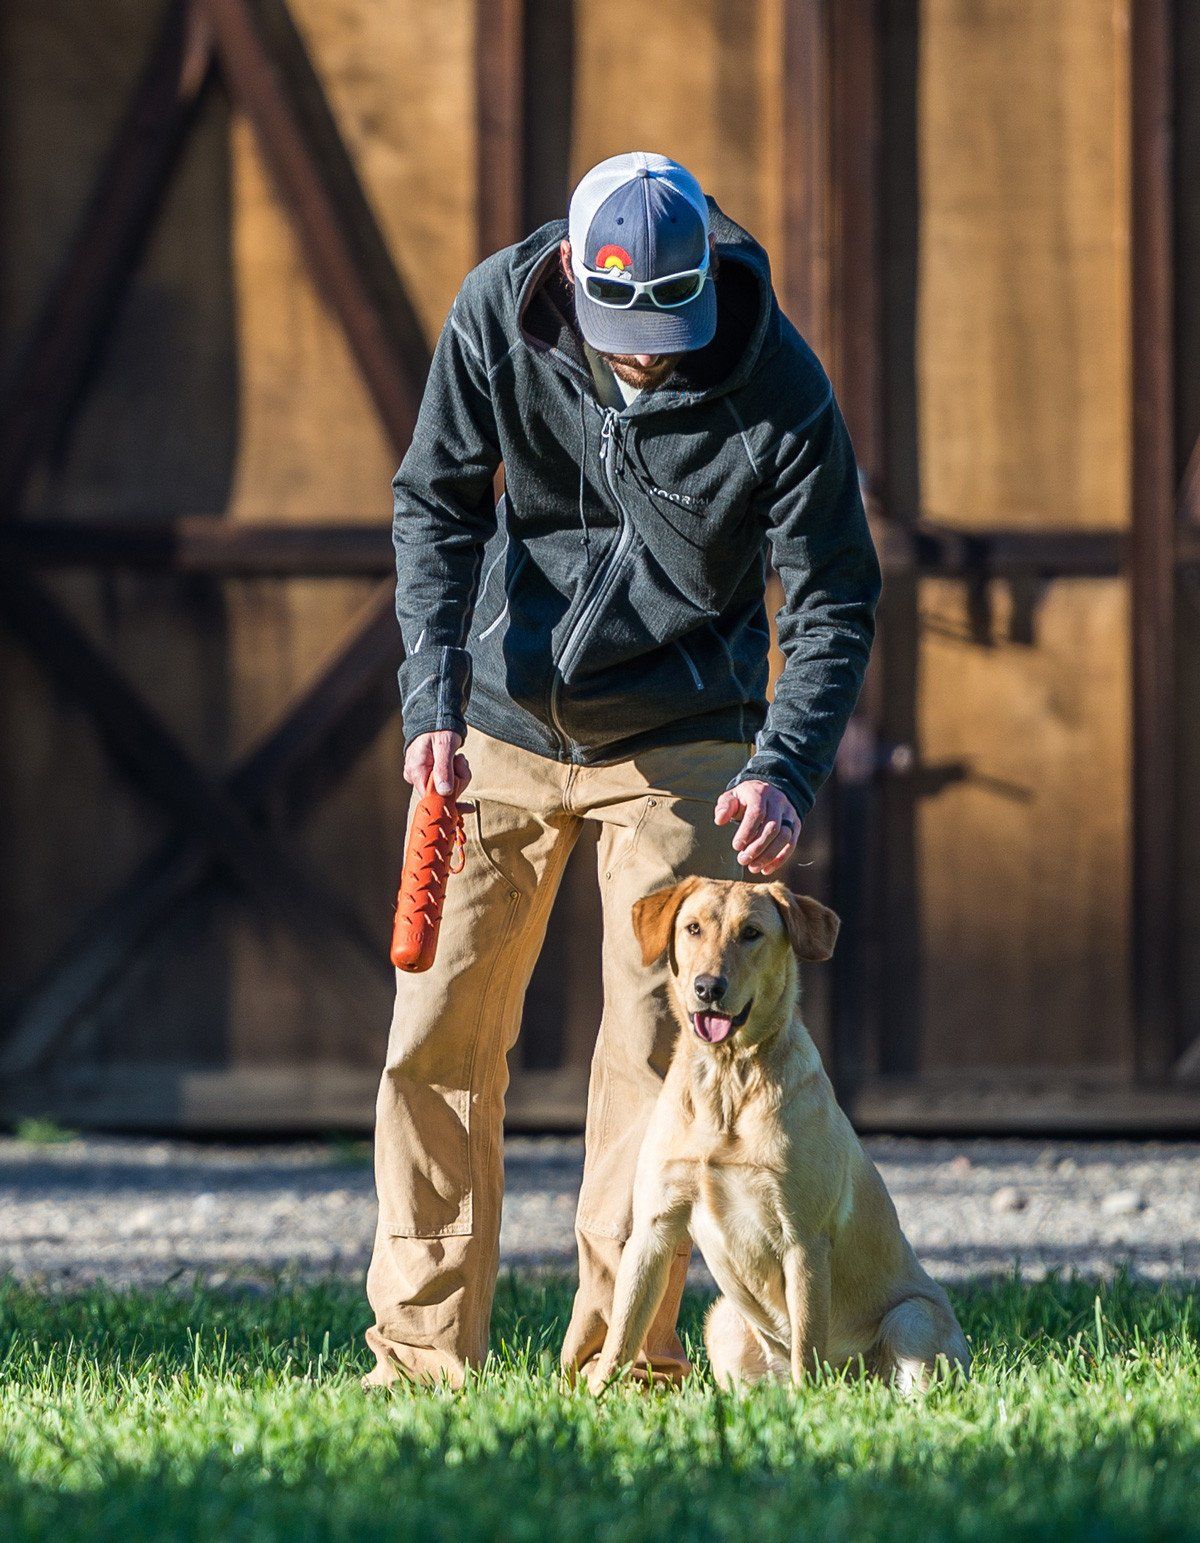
[392, 200, 881, 821]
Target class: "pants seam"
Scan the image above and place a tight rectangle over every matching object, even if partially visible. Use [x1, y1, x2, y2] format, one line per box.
[460, 886, 520, 1235]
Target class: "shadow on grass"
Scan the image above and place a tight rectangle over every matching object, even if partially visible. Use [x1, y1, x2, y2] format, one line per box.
[2, 1419, 1199, 1543]
[1, 1273, 1199, 1540]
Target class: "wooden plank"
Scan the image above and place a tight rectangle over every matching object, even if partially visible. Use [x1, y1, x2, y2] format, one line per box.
[896, 0, 1135, 1084]
[870, 0, 926, 1074]
[199, 0, 429, 455]
[829, 0, 882, 469]
[778, 0, 831, 359]
[1129, 0, 1178, 1078]
[1173, 1, 1200, 1076]
[0, 1062, 588, 1134]
[475, 0, 526, 259]
[5, 517, 1168, 580]
[0, 584, 400, 1076]
[0, 570, 389, 1066]
[849, 1073, 1200, 1136]
[0, 0, 214, 511]
[0, 519, 392, 575]
[916, 578, 1131, 1073]
[915, 0, 1132, 532]
[895, 524, 1126, 580]
[8, 1061, 1200, 1138]
[825, 0, 884, 1095]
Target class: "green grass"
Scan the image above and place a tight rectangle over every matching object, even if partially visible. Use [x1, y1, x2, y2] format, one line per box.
[12, 1117, 78, 1145]
[1, 1272, 1198, 1541]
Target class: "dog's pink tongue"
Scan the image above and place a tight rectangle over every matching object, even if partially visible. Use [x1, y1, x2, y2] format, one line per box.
[693, 1012, 734, 1044]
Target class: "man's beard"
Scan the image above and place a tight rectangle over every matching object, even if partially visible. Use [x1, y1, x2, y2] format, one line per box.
[602, 352, 681, 391]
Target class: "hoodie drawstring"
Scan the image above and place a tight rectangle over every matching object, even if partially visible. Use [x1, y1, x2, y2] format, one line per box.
[577, 390, 590, 554]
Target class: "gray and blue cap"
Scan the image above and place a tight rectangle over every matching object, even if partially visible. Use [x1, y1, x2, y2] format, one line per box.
[568, 151, 715, 355]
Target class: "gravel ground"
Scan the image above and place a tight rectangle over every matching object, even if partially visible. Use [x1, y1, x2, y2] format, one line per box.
[2, 1134, 1199, 1291]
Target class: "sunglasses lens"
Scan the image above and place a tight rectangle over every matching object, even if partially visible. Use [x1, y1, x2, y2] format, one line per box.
[584, 275, 636, 306]
[651, 272, 704, 306]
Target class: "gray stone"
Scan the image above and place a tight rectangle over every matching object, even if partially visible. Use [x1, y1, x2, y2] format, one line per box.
[1100, 1188, 1146, 1218]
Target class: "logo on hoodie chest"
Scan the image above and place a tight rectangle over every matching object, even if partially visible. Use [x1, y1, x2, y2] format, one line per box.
[649, 485, 709, 511]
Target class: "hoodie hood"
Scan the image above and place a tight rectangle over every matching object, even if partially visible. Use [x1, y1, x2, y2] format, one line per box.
[514, 197, 779, 413]
[390, 191, 880, 827]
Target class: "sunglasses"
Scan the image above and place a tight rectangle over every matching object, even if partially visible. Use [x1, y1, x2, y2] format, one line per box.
[580, 256, 710, 310]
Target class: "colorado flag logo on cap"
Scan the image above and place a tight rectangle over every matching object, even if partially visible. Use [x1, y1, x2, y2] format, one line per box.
[595, 243, 633, 273]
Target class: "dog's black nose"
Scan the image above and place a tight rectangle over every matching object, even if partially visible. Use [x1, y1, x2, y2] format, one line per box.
[693, 974, 728, 1004]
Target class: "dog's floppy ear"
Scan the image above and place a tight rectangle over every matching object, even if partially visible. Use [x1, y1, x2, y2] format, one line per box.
[766, 883, 840, 962]
[631, 876, 702, 969]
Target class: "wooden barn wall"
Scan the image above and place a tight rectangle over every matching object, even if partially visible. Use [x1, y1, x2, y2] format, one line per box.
[1175, 0, 1200, 1069]
[883, 0, 1134, 1074]
[0, 0, 239, 1063]
[0, 0, 795, 1122]
[522, 0, 827, 1095]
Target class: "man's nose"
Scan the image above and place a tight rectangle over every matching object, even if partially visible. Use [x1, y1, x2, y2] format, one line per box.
[693, 974, 728, 1005]
[634, 354, 655, 367]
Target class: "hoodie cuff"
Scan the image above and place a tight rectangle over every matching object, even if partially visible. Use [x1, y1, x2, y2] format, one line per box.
[724, 754, 815, 825]
[398, 645, 473, 747]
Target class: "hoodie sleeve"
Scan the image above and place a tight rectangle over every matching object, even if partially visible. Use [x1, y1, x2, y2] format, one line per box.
[726, 386, 882, 821]
[392, 294, 502, 746]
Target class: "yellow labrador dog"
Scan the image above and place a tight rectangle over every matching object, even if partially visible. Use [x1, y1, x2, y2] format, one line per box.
[587, 877, 969, 1393]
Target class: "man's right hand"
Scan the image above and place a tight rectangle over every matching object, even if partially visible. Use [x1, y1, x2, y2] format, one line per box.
[404, 730, 471, 798]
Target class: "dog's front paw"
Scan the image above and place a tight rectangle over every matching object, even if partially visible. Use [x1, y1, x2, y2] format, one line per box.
[583, 1360, 615, 1395]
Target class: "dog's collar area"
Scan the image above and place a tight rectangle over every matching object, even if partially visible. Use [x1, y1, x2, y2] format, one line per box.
[691, 997, 753, 1044]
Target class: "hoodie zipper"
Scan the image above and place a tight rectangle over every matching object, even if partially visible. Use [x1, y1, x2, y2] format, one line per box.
[549, 407, 636, 753]
[558, 410, 635, 680]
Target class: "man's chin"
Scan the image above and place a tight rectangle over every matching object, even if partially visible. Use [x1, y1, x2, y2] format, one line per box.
[604, 354, 681, 390]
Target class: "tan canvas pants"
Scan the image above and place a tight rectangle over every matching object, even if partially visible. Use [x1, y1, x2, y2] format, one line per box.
[364, 725, 754, 1388]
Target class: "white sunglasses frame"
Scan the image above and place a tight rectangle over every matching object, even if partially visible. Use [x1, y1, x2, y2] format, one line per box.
[577, 251, 712, 310]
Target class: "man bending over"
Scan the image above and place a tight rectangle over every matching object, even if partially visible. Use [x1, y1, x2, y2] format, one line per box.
[365, 152, 881, 1388]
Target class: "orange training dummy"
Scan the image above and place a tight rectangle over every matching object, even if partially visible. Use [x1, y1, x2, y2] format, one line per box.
[390, 788, 466, 973]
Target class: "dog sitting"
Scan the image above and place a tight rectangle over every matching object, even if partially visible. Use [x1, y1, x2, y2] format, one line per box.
[586, 877, 970, 1393]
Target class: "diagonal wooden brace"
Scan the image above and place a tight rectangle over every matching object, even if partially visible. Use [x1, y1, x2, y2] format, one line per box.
[0, 0, 215, 509]
[0, 583, 402, 1076]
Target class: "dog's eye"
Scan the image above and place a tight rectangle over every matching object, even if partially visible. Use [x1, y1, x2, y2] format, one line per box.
[741, 926, 762, 942]
[685, 921, 702, 937]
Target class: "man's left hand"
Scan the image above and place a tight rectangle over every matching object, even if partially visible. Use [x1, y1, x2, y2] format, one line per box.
[714, 781, 800, 876]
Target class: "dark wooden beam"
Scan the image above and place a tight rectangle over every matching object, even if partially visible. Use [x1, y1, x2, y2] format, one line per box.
[0, 570, 391, 1071]
[0, 1061, 591, 1135]
[3, 515, 1161, 581]
[475, 0, 527, 260]
[779, 0, 831, 360]
[0, 585, 401, 1077]
[894, 523, 1127, 580]
[0, 519, 392, 575]
[199, 0, 429, 454]
[825, 0, 885, 1095]
[1129, 0, 1178, 1080]
[1178, 429, 1200, 528]
[829, 0, 882, 470]
[0, 0, 214, 511]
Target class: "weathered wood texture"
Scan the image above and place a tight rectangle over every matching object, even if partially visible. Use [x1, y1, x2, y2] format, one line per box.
[0, 0, 1182, 1129]
[0, 0, 801, 1125]
[511, 0, 827, 1095]
[0, 0, 471, 1080]
[1173, 0, 1200, 1077]
[889, 0, 1135, 1075]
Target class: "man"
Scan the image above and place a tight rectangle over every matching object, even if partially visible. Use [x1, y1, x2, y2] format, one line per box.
[365, 152, 881, 1388]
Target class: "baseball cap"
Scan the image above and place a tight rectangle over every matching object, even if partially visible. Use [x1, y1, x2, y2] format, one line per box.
[567, 151, 715, 355]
